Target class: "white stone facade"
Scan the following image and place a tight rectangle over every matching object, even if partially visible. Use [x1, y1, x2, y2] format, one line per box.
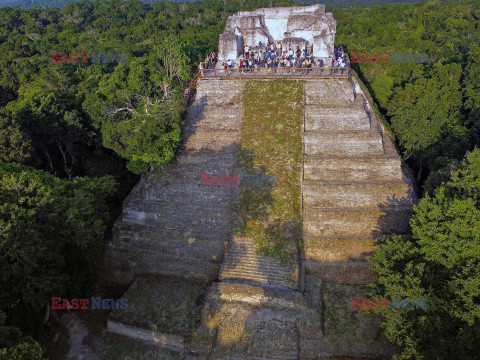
[218, 4, 336, 60]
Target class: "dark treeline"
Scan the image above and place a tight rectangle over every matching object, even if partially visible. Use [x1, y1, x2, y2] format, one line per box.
[0, 0, 430, 10]
[0, 0, 479, 358]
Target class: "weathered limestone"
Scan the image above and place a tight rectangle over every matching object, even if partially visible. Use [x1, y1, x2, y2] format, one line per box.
[104, 74, 415, 359]
[304, 157, 404, 181]
[104, 79, 244, 287]
[219, 235, 300, 290]
[218, 4, 336, 60]
[202, 282, 321, 359]
[301, 78, 417, 286]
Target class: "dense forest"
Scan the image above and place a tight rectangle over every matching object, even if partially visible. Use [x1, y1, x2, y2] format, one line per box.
[0, 0, 479, 358]
[0, 0, 430, 10]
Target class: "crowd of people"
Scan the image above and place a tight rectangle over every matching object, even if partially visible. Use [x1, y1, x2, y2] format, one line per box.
[198, 43, 348, 75]
[198, 41, 347, 74]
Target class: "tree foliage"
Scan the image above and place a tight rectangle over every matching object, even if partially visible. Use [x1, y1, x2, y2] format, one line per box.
[0, 162, 116, 335]
[369, 149, 480, 359]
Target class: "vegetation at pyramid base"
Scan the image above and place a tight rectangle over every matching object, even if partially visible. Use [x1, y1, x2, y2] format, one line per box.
[369, 149, 480, 360]
[0, 162, 116, 358]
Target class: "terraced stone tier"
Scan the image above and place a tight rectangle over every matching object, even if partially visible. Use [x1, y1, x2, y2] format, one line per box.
[299, 282, 395, 358]
[219, 236, 300, 290]
[175, 151, 238, 167]
[304, 236, 377, 262]
[304, 156, 404, 182]
[104, 79, 243, 287]
[303, 208, 413, 238]
[305, 79, 355, 105]
[120, 206, 232, 233]
[303, 181, 415, 209]
[184, 103, 244, 131]
[179, 128, 240, 153]
[135, 161, 237, 190]
[141, 177, 240, 205]
[305, 106, 370, 131]
[304, 131, 384, 156]
[113, 224, 226, 262]
[304, 261, 377, 284]
[203, 282, 322, 360]
[195, 79, 244, 105]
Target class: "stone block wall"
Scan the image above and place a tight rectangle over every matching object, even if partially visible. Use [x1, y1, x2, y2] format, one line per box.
[218, 4, 336, 60]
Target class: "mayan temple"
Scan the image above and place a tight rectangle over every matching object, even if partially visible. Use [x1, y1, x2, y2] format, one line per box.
[103, 4, 416, 359]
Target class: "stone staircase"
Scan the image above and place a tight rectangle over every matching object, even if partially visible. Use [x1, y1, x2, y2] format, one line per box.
[302, 79, 416, 284]
[219, 235, 300, 290]
[105, 77, 415, 359]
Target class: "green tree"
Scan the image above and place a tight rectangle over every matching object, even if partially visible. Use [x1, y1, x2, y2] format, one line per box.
[0, 115, 32, 163]
[84, 57, 187, 174]
[369, 148, 480, 359]
[0, 162, 116, 333]
[151, 34, 191, 84]
[388, 62, 464, 179]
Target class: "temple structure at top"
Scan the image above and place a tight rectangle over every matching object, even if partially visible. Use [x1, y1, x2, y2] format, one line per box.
[218, 4, 336, 60]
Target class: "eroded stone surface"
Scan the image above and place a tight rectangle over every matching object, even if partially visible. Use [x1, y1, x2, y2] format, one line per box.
[103, 80, 244, 287]
[104, 77, 415, 360]
[218, 4, 336, 60]
[301, 78, 416, 286]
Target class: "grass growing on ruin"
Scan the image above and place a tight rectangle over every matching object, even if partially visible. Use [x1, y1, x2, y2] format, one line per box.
[233, 80, 303, 264]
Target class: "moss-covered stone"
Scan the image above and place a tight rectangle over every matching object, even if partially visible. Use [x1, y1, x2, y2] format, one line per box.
[234, 80, 304, 264]
[109, 276, 204, 335]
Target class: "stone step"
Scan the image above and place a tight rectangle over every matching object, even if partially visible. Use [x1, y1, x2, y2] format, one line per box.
[196, 79, 244, 105]
[305, 106, 370, 131]
[175, 151, 237, 166]
[123, 199, 233, 214]
[304, 131, 384, 156]
[119, 208, 233, 235]
[178, 142, 240, 160]
[302, 181, 415, 209]
[304, 79, 355, 105]
[304, 261, 377, 285]
[203, 282, 317, 360]
[303, 208, 413, 237]
[304, 236, 376, 263]
[141, 182, 240, 206]
[184, 103, 243, 131]
[219, 269, 297, 290]
[207, 282, 308, 310]
[180, 128, 240, 153]
[124, 251, 221, 282]
[147, 165, 239, 189]
[113, 225, 227, 260]
[220, 258, 297, 278]
[303, 235, 413, 263]
[170, 154, 236, 176]
[304, 156, 403, 181]
[220, 263, 299, 289]
[220, 236, 299, 290]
